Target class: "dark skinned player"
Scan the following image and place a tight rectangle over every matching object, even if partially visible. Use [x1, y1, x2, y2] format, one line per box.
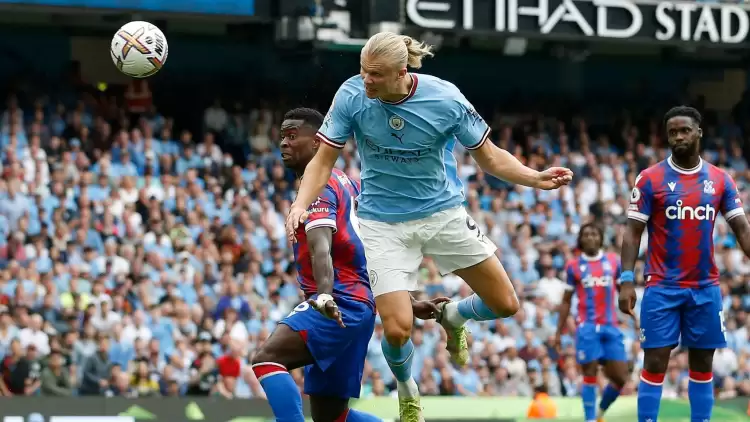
[553, 223, 630, 422]
[619, 106, 750, 422]
[251, 108, 449, 422]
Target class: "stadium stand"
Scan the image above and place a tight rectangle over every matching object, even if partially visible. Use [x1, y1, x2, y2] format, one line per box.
[0, 77, 748, 403]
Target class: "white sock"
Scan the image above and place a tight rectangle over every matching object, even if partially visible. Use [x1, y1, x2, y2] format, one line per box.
[443, 301, 468, 326]
[396, 378, 420, 398]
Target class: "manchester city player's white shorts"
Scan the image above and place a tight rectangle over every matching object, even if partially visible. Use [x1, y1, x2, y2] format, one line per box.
[358, 206, 498, 297]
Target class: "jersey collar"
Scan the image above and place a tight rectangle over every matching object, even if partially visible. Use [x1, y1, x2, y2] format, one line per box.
[667, 155, 703, 175]
[378, 74, 419, 105]
[581, 250, 604, 262]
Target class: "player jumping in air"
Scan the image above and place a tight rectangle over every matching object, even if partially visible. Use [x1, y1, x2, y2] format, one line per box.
[619, 106, 750, 422]
[284, 32, 573, 421]
[252, 108, 448, 422]
[554, 223, 630, 422]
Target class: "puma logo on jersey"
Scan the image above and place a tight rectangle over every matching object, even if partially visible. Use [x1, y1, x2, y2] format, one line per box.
[390, 133, 404, 143]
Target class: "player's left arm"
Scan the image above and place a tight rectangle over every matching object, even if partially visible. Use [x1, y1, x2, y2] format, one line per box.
[303, 186, 345, 327]
[304, 185, 338, 297]
[450, 96, 570, 189]
[307, 226, 335, 296]
[721, 174, 750, 256]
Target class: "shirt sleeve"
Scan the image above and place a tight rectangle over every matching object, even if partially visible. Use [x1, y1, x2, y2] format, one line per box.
[316, 83, 354, 149]
[721, 172, 744, 221]
[303, 184, 338, 233]
[452, 94, 491, 150]
[627, 172, 653, 223]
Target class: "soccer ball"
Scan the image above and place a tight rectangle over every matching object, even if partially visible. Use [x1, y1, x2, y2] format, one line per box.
[110, 21, 168, 78]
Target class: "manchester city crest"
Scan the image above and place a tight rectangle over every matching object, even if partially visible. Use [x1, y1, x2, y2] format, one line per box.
[388, 115, 404, 131]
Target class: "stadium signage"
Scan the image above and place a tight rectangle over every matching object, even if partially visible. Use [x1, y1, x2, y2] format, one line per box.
[405, 0, 750, 45]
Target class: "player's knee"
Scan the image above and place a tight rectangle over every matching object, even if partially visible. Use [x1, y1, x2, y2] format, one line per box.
[688, 349, 715, 373]
[250, 348, 276, 367]
[642, 348, 671, 374]
[310, 407, 341, 422]
[609, 372, 629, 388]
[580, 363, 598, 377]
[310, 396, 349, 422]
[382, 319, 413, 347]
[492, 292, 520, 317]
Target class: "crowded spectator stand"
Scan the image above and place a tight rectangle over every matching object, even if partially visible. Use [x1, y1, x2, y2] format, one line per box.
[0, 82, 748, 404]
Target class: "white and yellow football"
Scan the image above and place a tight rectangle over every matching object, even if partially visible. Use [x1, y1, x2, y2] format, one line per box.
[110, 21, 168, 78]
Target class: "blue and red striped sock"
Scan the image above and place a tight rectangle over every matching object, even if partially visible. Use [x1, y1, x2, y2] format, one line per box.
[638, 370, 665, 422]
[252, 362, 305, 422]
[581, 375, 598, 422]
[688, 371, 714, 422]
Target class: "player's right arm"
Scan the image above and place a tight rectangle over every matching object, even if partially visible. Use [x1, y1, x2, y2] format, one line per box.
[553, 262, 576, 352]
[619, 173, 651, 315]
[717, 172, 750, 261]
[287, 85, 353, 239]
[449, 94, 572, 189]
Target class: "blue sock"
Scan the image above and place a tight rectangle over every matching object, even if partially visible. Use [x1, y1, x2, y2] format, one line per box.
[381, 337, 414, 382]
[252, 362, 304, 422]
[340, 409, 382, 421]
[582, 377, 598, 421]
[456, 294, 499, 321]
[599, 383, 622, 413]
[638, 370, 665, 422]
[688, 371, 714, 422]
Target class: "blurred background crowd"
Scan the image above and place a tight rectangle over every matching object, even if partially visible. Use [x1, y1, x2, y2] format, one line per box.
[0, 69, 749, 402]
[0, 0, 748, 411]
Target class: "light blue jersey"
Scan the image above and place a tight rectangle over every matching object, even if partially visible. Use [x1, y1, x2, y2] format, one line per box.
[317, 74, 490, 223]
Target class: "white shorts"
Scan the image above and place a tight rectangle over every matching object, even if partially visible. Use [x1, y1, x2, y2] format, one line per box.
[358, 206, 498, 297]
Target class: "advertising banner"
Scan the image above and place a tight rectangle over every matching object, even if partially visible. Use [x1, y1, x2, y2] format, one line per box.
[0, 396, 747, 422]
[404, 0, 750, 47]
[0, 0, 255, 16]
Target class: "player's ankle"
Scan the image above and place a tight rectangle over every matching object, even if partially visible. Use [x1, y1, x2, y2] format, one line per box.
[442, 301, 467, 326]
[396, 378, 420, 398]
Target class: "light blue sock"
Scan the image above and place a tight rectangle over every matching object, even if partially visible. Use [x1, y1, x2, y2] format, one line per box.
[381, 337, 414, 382]
[457, 294, 499, 321]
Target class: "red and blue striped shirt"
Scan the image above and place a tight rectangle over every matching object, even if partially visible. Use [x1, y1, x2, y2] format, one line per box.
[565, 252, 621, 326]
[293, 169, 374, 310]
[628, 157, 744, 289]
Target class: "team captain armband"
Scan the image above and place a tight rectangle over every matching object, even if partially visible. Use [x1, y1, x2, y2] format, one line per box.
[619, 271, 634, 284]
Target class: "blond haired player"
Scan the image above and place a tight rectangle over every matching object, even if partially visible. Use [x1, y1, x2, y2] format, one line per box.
[286, 32, 573, 421]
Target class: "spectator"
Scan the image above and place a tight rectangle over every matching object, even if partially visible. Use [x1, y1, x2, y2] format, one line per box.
[19, 314, 50, 356]
[130, 357, 160, 397]
[105, 370, 137, 398]
[80, 335, 112, 395]
[40, 350, 74, 396]
[0, 80, 749, 406]
[1, 339, 32, 396]
[186, 352, 218, 396]
[526, 384, 557, 419]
